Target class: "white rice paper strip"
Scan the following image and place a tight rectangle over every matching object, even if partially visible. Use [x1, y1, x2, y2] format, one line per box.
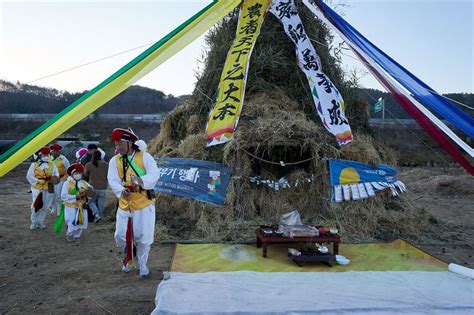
[358, 183, 369, 199]
[334, 185, 343, 202]
[342, 185, 351, 201]
[371, 182, 385, 190]
[350, 184, 360, 200]
[364, 182, 376, 197]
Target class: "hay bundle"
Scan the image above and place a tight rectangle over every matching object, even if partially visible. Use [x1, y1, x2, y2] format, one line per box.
[149, 1, 432, 242]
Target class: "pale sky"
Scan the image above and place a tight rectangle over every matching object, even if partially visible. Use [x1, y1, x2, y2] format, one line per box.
[0, 0, 472, 96]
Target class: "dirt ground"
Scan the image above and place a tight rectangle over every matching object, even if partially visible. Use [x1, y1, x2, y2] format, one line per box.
[398, 166, 474, 268]
[0, 165, 173, 314]
[0, 164, 472, 314]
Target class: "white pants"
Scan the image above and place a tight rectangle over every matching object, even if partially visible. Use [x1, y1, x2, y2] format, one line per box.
[64, 205, 88, 238]
[52, 180, 66, 215]
[115, 204, 156, 270]
[30, 188, 54, 226]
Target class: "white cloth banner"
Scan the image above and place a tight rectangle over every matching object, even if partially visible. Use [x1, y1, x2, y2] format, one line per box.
[269, 0, 353, 145]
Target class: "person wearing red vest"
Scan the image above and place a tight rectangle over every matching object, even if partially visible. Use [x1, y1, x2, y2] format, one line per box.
[107, 128, 159, 278]
[61, 163, 94, 242]
[50, 143, 70, 216]
[26, 147, 59, 230]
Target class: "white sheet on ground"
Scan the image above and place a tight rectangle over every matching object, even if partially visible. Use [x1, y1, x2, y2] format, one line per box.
[152, 271, 473, 315]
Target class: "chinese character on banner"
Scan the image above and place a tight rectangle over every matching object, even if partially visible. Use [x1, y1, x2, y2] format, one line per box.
[269, 0, 353, 145]
[206, 0, 272, 147]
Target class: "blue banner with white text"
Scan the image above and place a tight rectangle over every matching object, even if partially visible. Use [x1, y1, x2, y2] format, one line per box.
[329, 159, 405, 202]
[154, 158, 232, 206]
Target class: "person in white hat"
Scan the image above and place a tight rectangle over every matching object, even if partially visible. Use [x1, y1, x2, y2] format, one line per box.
[107, 128, 158, 278]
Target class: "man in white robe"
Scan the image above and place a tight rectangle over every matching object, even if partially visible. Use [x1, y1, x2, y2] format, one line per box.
[107, 128, 159, 278]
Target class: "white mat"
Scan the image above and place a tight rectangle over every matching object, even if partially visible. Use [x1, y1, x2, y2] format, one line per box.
[152, 271, 473, 315]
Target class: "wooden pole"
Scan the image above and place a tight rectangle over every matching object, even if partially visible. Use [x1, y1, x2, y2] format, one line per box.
[235, 142, 243, 220]
[321, 158, 328, 215]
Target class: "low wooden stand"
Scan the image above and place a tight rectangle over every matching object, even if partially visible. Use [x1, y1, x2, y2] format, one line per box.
[289, 248, 336, 267]
[256, 227, 341, 258]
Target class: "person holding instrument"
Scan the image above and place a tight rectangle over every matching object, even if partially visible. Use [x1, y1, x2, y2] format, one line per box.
[26, 147, 59, 230]
[61, 163, 94, 242]
[107, 128, 159, 278]
[50, 143, 70, 216]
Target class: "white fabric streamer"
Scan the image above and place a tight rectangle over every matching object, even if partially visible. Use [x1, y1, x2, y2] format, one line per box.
[302, 0, 473, 157]
[270, 0, 352, 145]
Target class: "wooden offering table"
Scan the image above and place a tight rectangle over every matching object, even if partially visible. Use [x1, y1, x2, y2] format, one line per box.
[256, 227, 341, 258]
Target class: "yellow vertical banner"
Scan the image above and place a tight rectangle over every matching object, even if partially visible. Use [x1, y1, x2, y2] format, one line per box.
[206, 0, 271, 147]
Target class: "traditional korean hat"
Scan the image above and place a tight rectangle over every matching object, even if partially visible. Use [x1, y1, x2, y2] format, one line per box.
[111, 128, 139, 143]
[39, 147, 51, 155]
[49, 143, 63, 151]
[67, 163, 85, 176]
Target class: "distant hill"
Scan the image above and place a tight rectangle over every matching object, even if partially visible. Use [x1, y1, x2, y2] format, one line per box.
[359, 88, 474, 119]
[0, 80, 188, 114]
[1, 79, 471, 118]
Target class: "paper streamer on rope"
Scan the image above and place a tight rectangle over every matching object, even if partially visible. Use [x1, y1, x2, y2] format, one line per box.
[206, 0, 271, 146]
[0, 0, 242, 177]
[249, 174, 315, 191]
[269, 0, 352, 145]
[329, 159, 406, 202]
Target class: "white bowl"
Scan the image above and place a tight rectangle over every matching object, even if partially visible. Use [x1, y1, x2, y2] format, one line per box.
[335, 255, 350, 265]
[318, 246, 329, 254]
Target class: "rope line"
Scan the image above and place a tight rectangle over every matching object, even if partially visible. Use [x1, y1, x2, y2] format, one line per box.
[14, 28, 473, 111]
[25, 42, 155, 84]
[241, 147, 316, 165]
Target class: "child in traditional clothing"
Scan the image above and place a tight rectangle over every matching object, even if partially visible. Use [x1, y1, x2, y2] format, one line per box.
[26, 147, 59, 230]
[61, 163, 94, 242]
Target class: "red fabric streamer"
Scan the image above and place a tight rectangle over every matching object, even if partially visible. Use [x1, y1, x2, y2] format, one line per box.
[123, 216, 134, 267]
[33, 192, 43, 212]
[353, 49, 474, 175]
[312, 1, 473, 175]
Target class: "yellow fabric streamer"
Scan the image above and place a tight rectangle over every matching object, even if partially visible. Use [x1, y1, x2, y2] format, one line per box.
[0, 0, 241, 177]
[206, 0, 271, 146]
[77, 207, 84, 225]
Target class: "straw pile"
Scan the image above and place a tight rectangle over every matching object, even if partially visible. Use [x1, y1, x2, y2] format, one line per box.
[149, 1, 432, 242]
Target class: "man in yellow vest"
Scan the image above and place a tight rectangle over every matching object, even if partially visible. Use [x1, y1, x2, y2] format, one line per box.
[26, 147, 59, 230]
[50, 143, 70, 216]
[107, 128, 159, 278]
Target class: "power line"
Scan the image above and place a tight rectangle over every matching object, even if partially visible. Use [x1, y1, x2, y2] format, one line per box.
[360, 87, 449, 162]
[17, 28, 474, 112]
[25, 42, 155, 85]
